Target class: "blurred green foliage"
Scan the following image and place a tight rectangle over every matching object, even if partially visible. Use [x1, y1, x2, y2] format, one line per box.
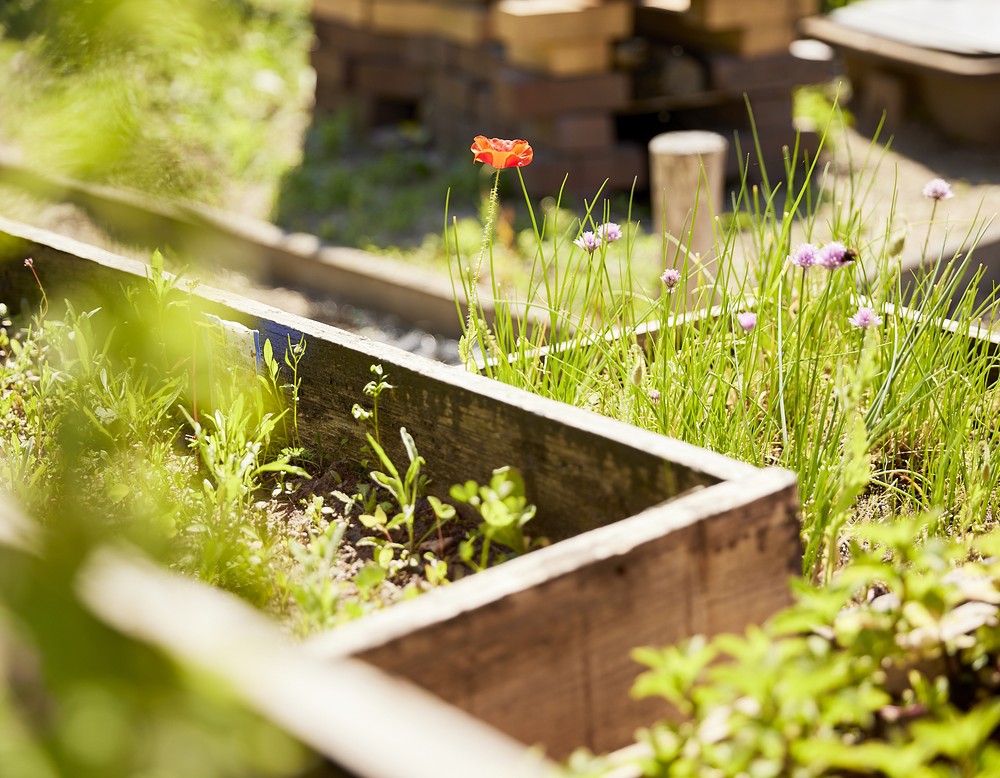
[0, 242, 325, 775]
[0, 525, 314, 778]
[570, 519, 1000, 777]
[0, 0, 311, 207]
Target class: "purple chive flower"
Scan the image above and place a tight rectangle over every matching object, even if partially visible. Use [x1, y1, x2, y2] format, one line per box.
[789, 243, 819, 269]
[574, 230, 601, 254]
[647, 388, 661, 405]
[23, 257, 33, 268]
[660, 267, 681, 292]
[596, 222, 622, 244]
[818, 241, 852, 269]
[737, 311, 757, 332]
[922, 178, 954, 201]
[849, 306, 883, 329]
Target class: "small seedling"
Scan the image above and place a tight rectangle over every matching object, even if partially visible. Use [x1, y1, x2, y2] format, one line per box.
[450, 466, 537, 571]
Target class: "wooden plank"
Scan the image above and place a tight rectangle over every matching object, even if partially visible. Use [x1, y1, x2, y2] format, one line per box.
[0, 221, 801, 763]
[638, 4, 796, 57]
[504, 39, 614, 77]
[430, 3, 490, 45]
[491, 0, 633, 46]
[492, 69, 630, 118]
[314, 18, 402, 59]
[708, 51, 838, 95]
[0, 157, 470, 338]
[313, 0, 370, 26]
[310, 44, 349, 88]
[77, 545, 556, 778]
[526, 142, 647, 196]
[371, 0, 438, 35]
[521, 113, 617, 151]
[824, 0, 1000, 57]
[354, 60, 428, 99]
[799, 15, 1000, 77]
[428, 70, 480, 114]
[688, 0, 797, 32]
[306, 468, 800, 757]
[454, 40, 506, 81]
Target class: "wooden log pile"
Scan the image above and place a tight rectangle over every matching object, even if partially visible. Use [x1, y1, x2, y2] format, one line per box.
[311, 0, 835, 194]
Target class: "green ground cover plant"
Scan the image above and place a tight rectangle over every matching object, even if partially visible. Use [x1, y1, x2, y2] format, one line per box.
[0, 249, 546, 777]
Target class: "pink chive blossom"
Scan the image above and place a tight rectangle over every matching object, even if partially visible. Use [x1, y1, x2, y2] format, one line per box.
[922, 178, 954, 201]
[737, 311, 757, 332]
[789, 243, 819, 269]
[849, 306, 883, 329]
[596, 222, 622, 243]
[647, 388, 661, 405]
[575, 231, 600, 254]
[660, 267, 681, 291]
[818, 241, 853, 269]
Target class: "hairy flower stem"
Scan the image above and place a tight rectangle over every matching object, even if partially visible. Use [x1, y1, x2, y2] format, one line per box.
[460, 170, 503, 371]
[471, 170, 502, 308]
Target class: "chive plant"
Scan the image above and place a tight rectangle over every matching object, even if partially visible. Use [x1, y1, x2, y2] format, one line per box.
[454, 122, 1000, 579]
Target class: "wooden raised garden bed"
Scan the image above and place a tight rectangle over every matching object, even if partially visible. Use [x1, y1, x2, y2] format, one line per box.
[0, 150, 469, 337]
[0, 215, 801, 765]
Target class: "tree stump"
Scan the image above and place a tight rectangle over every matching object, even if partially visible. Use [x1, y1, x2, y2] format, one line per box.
[648, 130, 728, 301]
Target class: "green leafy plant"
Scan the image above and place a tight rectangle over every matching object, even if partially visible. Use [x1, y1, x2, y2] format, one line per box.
[450, 466, 537, 571]
[180, 392, 308, 517]
[361, 429, 428, 546]
[566, 519, 1000, 777]
[349, 363, 537, 580]
[279, 494, 350, 634]
[259, 335, 308, 453]
[351, 362, 393, 448]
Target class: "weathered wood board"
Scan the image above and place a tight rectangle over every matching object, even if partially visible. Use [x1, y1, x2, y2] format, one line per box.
[0, 494, 555, 778]
[0, 153, 472, 338]
[307, 468, 799, 757]
[0, 217, 802, 762]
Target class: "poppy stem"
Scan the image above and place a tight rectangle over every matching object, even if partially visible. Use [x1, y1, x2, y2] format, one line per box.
[472, 170, 501, 306]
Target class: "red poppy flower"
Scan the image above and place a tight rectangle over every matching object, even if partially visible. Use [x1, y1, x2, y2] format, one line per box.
[471, 135, 533, 169]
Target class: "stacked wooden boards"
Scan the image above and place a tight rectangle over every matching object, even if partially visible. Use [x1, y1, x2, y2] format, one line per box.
[311, 0, 835, 194]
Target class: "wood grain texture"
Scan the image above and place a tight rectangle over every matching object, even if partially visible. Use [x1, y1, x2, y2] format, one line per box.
[307, 468, 800, 757]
